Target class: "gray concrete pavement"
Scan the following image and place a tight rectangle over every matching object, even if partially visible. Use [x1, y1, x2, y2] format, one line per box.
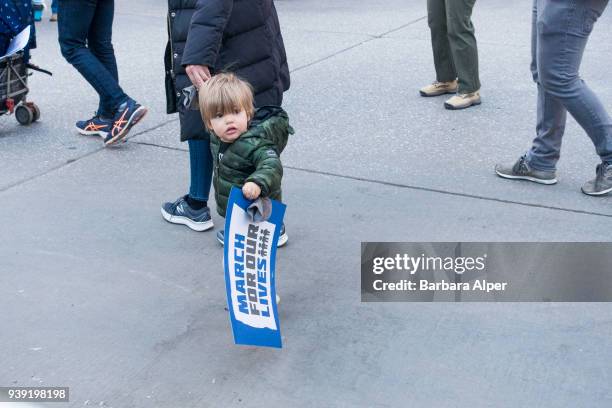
[1, 1, 612, 407]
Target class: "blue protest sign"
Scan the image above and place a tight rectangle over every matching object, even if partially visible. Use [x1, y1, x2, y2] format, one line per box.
[224, 187, 286, 348]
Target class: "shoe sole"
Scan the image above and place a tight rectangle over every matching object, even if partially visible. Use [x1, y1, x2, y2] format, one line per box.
[277, 233, 288, 247]
[581, 186, 612, 196]
[161, 207, 214, 231]
[217, 232, 289, 247]
[444, 99, 482, 110]
[105, 106, 148, 146]
[75, 126, 108, 138]
[495, 169, 557, 185]
[419, 89, 457, 97]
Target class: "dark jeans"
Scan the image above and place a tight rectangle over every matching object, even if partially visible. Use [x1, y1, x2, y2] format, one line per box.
[0, 34, 9, 56]
[427, 0, 480, 94]
[527, 0, 612, 170]
[188, 140, 213, 203]
[58, 0, 127, 118]
[51, 0, 58, 14]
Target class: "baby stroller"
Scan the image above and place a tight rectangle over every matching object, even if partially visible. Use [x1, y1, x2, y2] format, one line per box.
[1, 26, 50, 125]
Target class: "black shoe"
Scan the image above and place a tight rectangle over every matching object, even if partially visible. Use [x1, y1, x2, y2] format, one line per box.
[105, 98, 148, 146]
[217, 224, 288, 247]
[161, 196, 214, 231]
[581, 162, 612, 196]
[495, 155, 557, 185]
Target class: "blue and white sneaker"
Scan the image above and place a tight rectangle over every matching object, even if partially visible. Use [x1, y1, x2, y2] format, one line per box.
[161, 196, 214, 232]
[105, 98, 148, 146]
[75, 115, 113, 139]
[216, 224, 288, 247]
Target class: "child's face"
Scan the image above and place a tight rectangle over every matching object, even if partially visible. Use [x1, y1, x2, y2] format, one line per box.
[209, 108, 249, 143]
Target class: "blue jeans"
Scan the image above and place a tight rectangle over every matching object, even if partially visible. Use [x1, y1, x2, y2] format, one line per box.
[188, 140, 213, 203]
[51, 0, 58, 14]
[527, 0, 612, 171]
[58, 0, 127, 118]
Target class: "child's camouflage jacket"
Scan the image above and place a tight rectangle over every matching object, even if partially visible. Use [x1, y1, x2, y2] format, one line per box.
[210, 105, 293, 217]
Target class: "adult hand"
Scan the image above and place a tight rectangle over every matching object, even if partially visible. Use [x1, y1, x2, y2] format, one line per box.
[185, 64, 211, 89]
[242, 182, 262, 200]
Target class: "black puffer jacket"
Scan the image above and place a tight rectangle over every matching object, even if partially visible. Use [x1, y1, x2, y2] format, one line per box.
[165, 0, 290, 141]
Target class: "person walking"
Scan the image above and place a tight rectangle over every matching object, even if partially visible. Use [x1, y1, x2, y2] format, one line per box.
[495, 0, 612, 196]
[58, 0, 147, 146]
[419, 0, 481, 110]
[161, 0, 290, 232]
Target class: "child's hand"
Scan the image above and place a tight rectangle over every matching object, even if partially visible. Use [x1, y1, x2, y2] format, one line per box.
[242, 182, 261, 200]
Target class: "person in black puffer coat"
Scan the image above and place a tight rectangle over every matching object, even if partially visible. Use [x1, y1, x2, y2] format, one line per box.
[161, 0, 290, 233]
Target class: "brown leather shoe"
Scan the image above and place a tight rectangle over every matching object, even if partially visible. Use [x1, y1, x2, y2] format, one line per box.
[419, 80, 458, 97]
[444, 91, 481, 110]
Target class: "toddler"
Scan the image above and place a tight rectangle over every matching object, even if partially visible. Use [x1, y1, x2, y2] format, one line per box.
[198, 73, 292, 246]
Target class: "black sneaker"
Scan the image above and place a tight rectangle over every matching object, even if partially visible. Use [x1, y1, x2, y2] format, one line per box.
[161, 196, 214, 231]
[581, 162, 612, 196]
[495, 155, 557, 185]
[105, 98, 148, 146]
[75, 115, 113, 139]
[217, 224, 288, 247]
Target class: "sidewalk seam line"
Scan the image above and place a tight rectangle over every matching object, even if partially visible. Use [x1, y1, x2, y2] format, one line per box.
[0, 148, 103, 194]
[133, 142, 612, 219]
[2, 14, 425, 192]
[0, 119, 178, 194]
[290, 16, 426, 73]
[283, 165, 612, 219]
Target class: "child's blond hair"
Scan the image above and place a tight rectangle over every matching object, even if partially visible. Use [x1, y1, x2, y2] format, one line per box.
[198, 73, 255, 130]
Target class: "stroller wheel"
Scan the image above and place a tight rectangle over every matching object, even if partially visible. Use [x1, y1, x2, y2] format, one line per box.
[28, 103, 41, 122]
[15, 105, 34, 125]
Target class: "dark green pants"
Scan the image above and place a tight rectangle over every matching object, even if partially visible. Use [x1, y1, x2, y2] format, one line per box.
[427, 0, 480, 94]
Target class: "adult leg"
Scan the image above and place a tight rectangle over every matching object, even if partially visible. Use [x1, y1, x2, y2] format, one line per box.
[526, 0, 567, 171]
[51, 0, 58, 14]
[427, 0, 456, 83]
[87, 0, 121, 118]
[445, 0, 480, 94]
[160, 136, 213, 231]
[188, 139, 213, 203]
[58, 0, 127, 118]
[537, 0, 612, 164]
